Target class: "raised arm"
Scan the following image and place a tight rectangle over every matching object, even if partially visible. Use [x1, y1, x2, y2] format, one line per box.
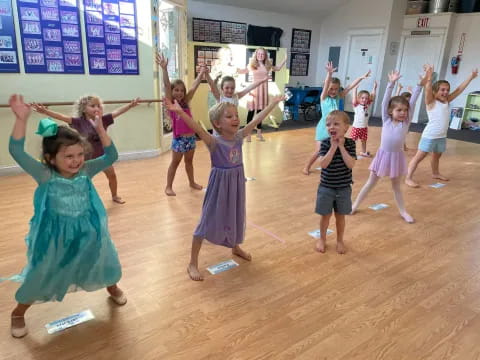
[341, 70, 371, 97]
[352, 86, 358, 107]
[84, 115, 118, 177]
[164, 98, 213, 147]
[156, 53, 172, 101]
[382, 71, 400, 121]
[370, 81, 378, 102]
[31, 103, 72, 124]
[185, 66, 206, 103]
[204, 68, 221, 102]
[9, 95, 49, 183]
[272, 55, 287, 72]
[111, 98, 140, 119]
[448, 68, 478, 102]
[423, 65, 435, 108]
[395, 83, 403, 96]
[243, 95, 284, 135]
[237, 76, 268, 99]
[321, 62, 336, 101]
[237, 66, 249, 75]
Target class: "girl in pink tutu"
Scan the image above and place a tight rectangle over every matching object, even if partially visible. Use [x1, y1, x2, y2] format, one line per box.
[351, 68, 428, 223]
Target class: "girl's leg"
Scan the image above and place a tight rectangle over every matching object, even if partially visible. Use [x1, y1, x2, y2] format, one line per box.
[232, 245, 252, 261]
[405, 150, 428, 187]
[360, 140, 369, 156]
[183, 149, 202, 190]
[316, 213, 332, 253]
[103, 166, 124, 204]
[106, 284, 127, 305]
[302, 141, 322, 175]
[245, 110, 255, 142]
[431, 152, 449, 181]
[334, 213, 346, 254]
[255, 110, 265, 141]
[391, 176, 414, 223]
[351, 171, 380, 214]
[188, 236, 204, 281]
[165, 151, 184, 196]
[11, 303, 31, 338]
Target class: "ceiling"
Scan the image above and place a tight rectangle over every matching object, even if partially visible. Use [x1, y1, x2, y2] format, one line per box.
[195, 0, 352, 20]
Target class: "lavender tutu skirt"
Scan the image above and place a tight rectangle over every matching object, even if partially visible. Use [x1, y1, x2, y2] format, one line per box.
[369, 149, 407, 178]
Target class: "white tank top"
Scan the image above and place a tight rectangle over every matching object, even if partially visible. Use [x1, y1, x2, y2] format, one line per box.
[219, 95, 239, 106]
[423, 100, 450, 139]
[352, 103, 370, 128]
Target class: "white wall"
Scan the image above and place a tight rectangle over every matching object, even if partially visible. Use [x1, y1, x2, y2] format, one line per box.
[187, 0, 321, 86]
[444, 13, 480, 108]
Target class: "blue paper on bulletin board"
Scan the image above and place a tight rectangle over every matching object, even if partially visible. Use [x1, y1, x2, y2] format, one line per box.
[16, 0, 85, 74]
[83, 0, 139, 75]
[0, 0, 20, 72]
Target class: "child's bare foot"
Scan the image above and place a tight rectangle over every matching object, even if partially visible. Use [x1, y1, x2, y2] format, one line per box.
[302, 167, 311, 175]
[190, 183, 203, 191]
[315, 238, 326, 253]
[432, 174, 449, 181]
[232, 246, 252, 261]
[336, 241, 346, 254]
[359, 152, 371, 158]
[112, 195, 125, 204]
[246, 135, 251, 142]
[350, 207, 357, 215]
[256, 133, 265, 142]
[107, 285, 127, 305]
[165, 187, 176, 196]
[405, 178, 419, 188]
[400, 211, 415, 224]
[187, 263, 204, 281]
[11, 315, 27, 338]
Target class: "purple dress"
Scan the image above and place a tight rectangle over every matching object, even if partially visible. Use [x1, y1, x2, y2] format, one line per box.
[369, 82, 421, 178]
[71, 114, 114, 159]
[194, 130, 246, 248]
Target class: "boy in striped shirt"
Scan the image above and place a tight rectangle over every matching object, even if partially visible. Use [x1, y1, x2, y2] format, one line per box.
[315, 110, 357, 254]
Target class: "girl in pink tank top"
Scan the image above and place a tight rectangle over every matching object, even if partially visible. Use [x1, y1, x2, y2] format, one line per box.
[157, 53, 205, 196]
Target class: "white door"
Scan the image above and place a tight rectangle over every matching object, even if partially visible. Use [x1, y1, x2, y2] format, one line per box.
[343, 33, 382, 112]
[397, 34, 444, 123]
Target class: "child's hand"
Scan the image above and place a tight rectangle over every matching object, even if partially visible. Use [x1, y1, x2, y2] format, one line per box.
[398, 83, 403, 90]
[388, 70, 401, 83]
[419, 65, 433, 86]
[471, 68, 478, 79]
[272, 95, 285, 103]
[164, 97, 182, 113]
[156, 53, 168, 69]
[31, 103, 48, 114]
[330, 136, 339, 148]
[9, 94, 31, 121]
[325, 61, 337, 74]
[362, 69, 372, 79]
[373, 80, 378, 89]
[88, 114, 105, 132]
[129, 97, 140, 108]
[337, 136, 346, 147]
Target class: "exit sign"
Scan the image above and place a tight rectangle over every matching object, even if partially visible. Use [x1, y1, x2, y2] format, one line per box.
[417, 17, 430, 28]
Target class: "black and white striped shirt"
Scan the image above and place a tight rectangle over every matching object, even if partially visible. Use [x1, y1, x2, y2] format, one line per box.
[319, 138, 356, 188]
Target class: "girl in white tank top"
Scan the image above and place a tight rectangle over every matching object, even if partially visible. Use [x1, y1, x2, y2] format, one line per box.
[406, 66, 478, 188]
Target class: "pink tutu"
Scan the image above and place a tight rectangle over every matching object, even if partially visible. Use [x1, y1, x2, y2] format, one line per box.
[369, 148, 407, 178]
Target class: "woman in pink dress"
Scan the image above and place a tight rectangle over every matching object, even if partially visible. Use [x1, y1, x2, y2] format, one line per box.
[239, 48, 287, 141]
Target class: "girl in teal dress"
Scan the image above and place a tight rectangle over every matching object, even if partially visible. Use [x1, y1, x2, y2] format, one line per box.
[3, 95, 126, 338]
[302, 62, 370, 175]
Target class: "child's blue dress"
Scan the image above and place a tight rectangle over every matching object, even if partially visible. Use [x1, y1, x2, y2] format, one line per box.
[2, 137, 122, 304]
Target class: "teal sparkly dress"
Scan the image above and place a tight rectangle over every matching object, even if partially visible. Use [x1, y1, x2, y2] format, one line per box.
[2, 137, 122, 304]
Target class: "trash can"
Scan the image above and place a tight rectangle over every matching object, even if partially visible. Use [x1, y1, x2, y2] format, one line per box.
[430, 0, 449, 13]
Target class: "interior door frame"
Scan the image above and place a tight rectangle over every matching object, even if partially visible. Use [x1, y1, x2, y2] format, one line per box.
[343, 27, 384, 113]
[395, 28, 447, 123]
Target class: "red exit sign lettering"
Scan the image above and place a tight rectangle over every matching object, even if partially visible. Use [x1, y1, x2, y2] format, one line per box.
[417, 17, 430, 28]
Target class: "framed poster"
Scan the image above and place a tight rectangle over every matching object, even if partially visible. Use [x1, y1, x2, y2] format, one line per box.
[192, 17, 220, 43]
[193, 44, 220, 82]
[0, 0, 20, 72]
[291, 28, 311, 54]
[245, 48, 276, 82]
[290, 52, 309, 76]
[220, 20, 246, 45]
[16, 0, 85, 74]
[83, 0, 139, 75]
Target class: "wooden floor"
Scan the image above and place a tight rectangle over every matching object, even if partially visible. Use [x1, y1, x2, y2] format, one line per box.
[1, 126, 480, 360]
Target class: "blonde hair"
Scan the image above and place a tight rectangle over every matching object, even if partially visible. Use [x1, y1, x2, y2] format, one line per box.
[432, 80, 450, 94]
[73, 95, 103, 118]
[209, 102, 236, 134]
[248, 48, 272, 71]
[327, 110, 350, 125]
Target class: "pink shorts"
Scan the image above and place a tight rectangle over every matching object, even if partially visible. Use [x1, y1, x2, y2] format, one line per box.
[351, 127, 368, 141]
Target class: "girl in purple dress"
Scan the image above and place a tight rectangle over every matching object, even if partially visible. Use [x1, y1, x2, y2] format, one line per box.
[164, 95, 284, 281]
[351, 68, 429, 223]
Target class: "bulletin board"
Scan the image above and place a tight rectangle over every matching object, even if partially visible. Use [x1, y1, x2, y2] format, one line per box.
[0, 0, 20, 72]
[291, 28, 311, 53]
[193, 44, 220, 82]
[16, 0, 85, 74]
[220, 20, 246, 44]
[245, 48, 276, 82]
[83, 0, 139, 75]
[193, 17, 247, 45]
[290, 53, 309, 76]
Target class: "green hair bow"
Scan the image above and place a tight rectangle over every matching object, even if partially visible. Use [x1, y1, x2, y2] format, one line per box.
[36, 118, 58, 137]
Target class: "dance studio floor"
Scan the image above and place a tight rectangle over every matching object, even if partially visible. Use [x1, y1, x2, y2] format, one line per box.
[1, 126, 479, 359]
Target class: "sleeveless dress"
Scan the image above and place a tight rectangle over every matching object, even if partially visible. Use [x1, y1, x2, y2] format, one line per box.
[2, 137, 122, 304]
[369, 82, 421, 178]
[193, 130, 246, 247]
[315, 96, 340, 141]
[247, 66, 269, 111]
